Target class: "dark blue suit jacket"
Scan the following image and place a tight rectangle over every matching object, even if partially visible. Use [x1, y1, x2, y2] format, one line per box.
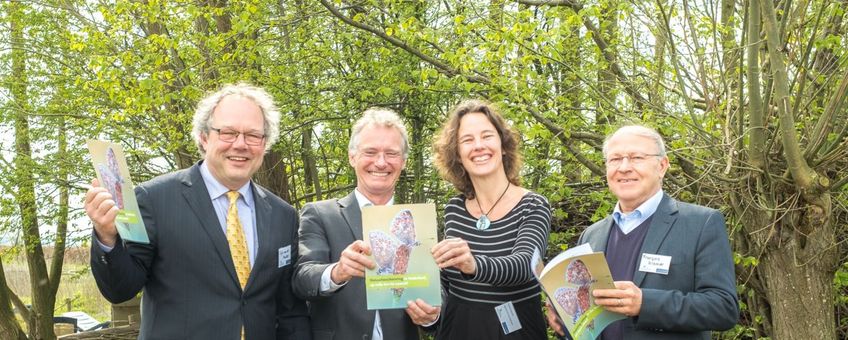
[90, 162, 311, 340]
[579, 194, 738, 339]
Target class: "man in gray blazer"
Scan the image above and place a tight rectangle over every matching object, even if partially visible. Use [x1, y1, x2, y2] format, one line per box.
[547, 125, 738, 339]
[293, 108, 440, 340]
[85, 84, 310, 340]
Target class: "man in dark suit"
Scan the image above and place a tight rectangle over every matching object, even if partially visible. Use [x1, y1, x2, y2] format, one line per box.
[293, 108, 440, 340]
[85, 83, 310, 340]
[547, 125, 738, 339]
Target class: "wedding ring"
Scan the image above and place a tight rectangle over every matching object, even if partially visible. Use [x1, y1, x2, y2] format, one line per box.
[618, 298, 624, 307]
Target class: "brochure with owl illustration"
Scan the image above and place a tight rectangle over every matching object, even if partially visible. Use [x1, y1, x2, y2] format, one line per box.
[532, 244, 625, 340]
[362, 203, 441, 310]
[87, 140, 150, 244]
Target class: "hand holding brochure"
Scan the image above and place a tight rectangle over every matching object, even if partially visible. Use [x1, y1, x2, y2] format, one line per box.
[362, 203, 441, 310]
[532, 244, 625, 339]
[87, 140, 150, 244]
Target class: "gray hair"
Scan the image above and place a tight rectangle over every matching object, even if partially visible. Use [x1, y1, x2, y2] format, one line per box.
[602, 125, 667, 158]
[191, 83, 281, 156]
[348, 108, 410, 159]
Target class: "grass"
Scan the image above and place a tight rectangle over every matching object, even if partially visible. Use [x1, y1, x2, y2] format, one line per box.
[3, 246, 112, 324]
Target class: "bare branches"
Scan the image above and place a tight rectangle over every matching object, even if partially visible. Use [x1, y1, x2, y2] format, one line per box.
[318, 0, 490, 84]
[516, 0, 650, 109]
[806, 68, 848, 160]
[525, 107, 605, 176]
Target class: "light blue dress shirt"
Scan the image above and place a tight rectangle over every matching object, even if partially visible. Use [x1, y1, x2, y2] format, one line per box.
[612, 189, 664, 235]
[199, 162, 258, 266]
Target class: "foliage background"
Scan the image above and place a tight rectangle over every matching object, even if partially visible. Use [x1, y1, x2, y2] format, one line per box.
[1, 0, 847, 339]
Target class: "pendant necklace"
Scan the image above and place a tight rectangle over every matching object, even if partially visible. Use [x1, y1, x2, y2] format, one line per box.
[475, 183, 510, 230]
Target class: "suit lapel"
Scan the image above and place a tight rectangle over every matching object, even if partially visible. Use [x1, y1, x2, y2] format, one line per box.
[249, 184, 272, 291]
[633, 193, 678, 287]
[339, 192, 362, 240]
[338, 192, 377, 331]
[588, 217, 614, 252]
[181, 164, 241, 287]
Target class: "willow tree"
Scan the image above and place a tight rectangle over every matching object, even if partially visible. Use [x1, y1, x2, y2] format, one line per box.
[724, 0, 848, 338]
[317, 0, 848, 338]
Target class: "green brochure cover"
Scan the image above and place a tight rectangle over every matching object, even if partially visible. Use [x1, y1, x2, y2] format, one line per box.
[533, 244, 626, 340]
[87, 140, 150, 244]
[363, 203, 441, 310]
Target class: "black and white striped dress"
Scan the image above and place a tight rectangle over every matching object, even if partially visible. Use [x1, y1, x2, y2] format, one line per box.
[437, 192, 552, 340]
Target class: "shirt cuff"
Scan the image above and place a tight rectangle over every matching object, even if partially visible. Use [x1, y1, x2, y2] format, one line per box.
[320, 263, 347, 293]
[96, 237, 114, 253]
[421, 312, 440, 327]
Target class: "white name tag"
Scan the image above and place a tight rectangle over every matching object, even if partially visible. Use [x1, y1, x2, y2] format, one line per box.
[278, 245, 291, 268]
[494, 301, 522, 334]
[639, 253, 671, 275]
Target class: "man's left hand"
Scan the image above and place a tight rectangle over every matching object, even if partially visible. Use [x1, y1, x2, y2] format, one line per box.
[592, 281, 642, 316]
[405, 298, 440, 326]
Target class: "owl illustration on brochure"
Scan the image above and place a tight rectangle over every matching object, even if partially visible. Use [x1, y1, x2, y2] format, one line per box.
[98, 147, 125, 209]
[369, 209, 421, 299]
[554, 259, 596, 329]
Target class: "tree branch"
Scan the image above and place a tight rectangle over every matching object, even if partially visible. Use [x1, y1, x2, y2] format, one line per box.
[759, 0, 819, 192]
[805, 68, 848, 160]
[516, 0, 649, 109]
[318, 0, 490, 84]
[525, 107, 605, 176]
[746, 0, 767, 170]
[517, 0, 580, 6]
[7, 285, 28, 323]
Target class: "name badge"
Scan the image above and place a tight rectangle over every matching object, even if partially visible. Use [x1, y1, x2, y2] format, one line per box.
[639, 253, 671, 275]
[278, 245, 291, 268]
[494, 301, 522, 334]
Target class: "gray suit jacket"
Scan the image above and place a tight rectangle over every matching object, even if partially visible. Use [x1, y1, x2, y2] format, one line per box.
[579, 193, 738, 339]
[90, 162, 310, 340]
[293, 192, 419, 340]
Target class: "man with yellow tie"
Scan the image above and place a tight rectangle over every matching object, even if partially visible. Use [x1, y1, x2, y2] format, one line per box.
[85, 83, 311, 340]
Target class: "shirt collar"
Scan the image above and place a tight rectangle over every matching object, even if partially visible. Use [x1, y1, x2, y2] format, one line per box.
[613, 189, 663, 222]
[200, 161, 254, 207]
[353, 188, 393, 208]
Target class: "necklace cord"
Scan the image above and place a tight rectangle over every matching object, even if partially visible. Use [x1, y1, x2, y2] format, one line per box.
[475, 182, 510, 217]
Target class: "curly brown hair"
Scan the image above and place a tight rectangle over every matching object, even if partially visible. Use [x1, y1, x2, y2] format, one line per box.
[433, 99, 522, 199]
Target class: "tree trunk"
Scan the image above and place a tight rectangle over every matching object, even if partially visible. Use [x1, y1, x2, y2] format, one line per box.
[301, 124, 322, 202]
[257, 150, 291, 203]
[0, 260, 26, 340]
[10, 1, 55, 338]
[49, 112, 69, 296]
[596, 0, 617, 126]
[759, 220, 837, 339]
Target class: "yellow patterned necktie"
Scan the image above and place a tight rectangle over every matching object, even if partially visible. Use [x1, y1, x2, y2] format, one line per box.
[226, 191, 251, 289]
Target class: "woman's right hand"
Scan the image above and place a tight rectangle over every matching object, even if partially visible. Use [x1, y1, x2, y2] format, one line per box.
[431, 237, 477, 275]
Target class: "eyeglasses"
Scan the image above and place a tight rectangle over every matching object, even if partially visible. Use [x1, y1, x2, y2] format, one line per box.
[605, 152, 661, 168]
[209, 127, 266, 146]
[359, 149, 403, 161]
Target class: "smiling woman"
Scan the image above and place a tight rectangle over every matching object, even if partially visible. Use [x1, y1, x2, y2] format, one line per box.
[430, 100, 552, 340]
